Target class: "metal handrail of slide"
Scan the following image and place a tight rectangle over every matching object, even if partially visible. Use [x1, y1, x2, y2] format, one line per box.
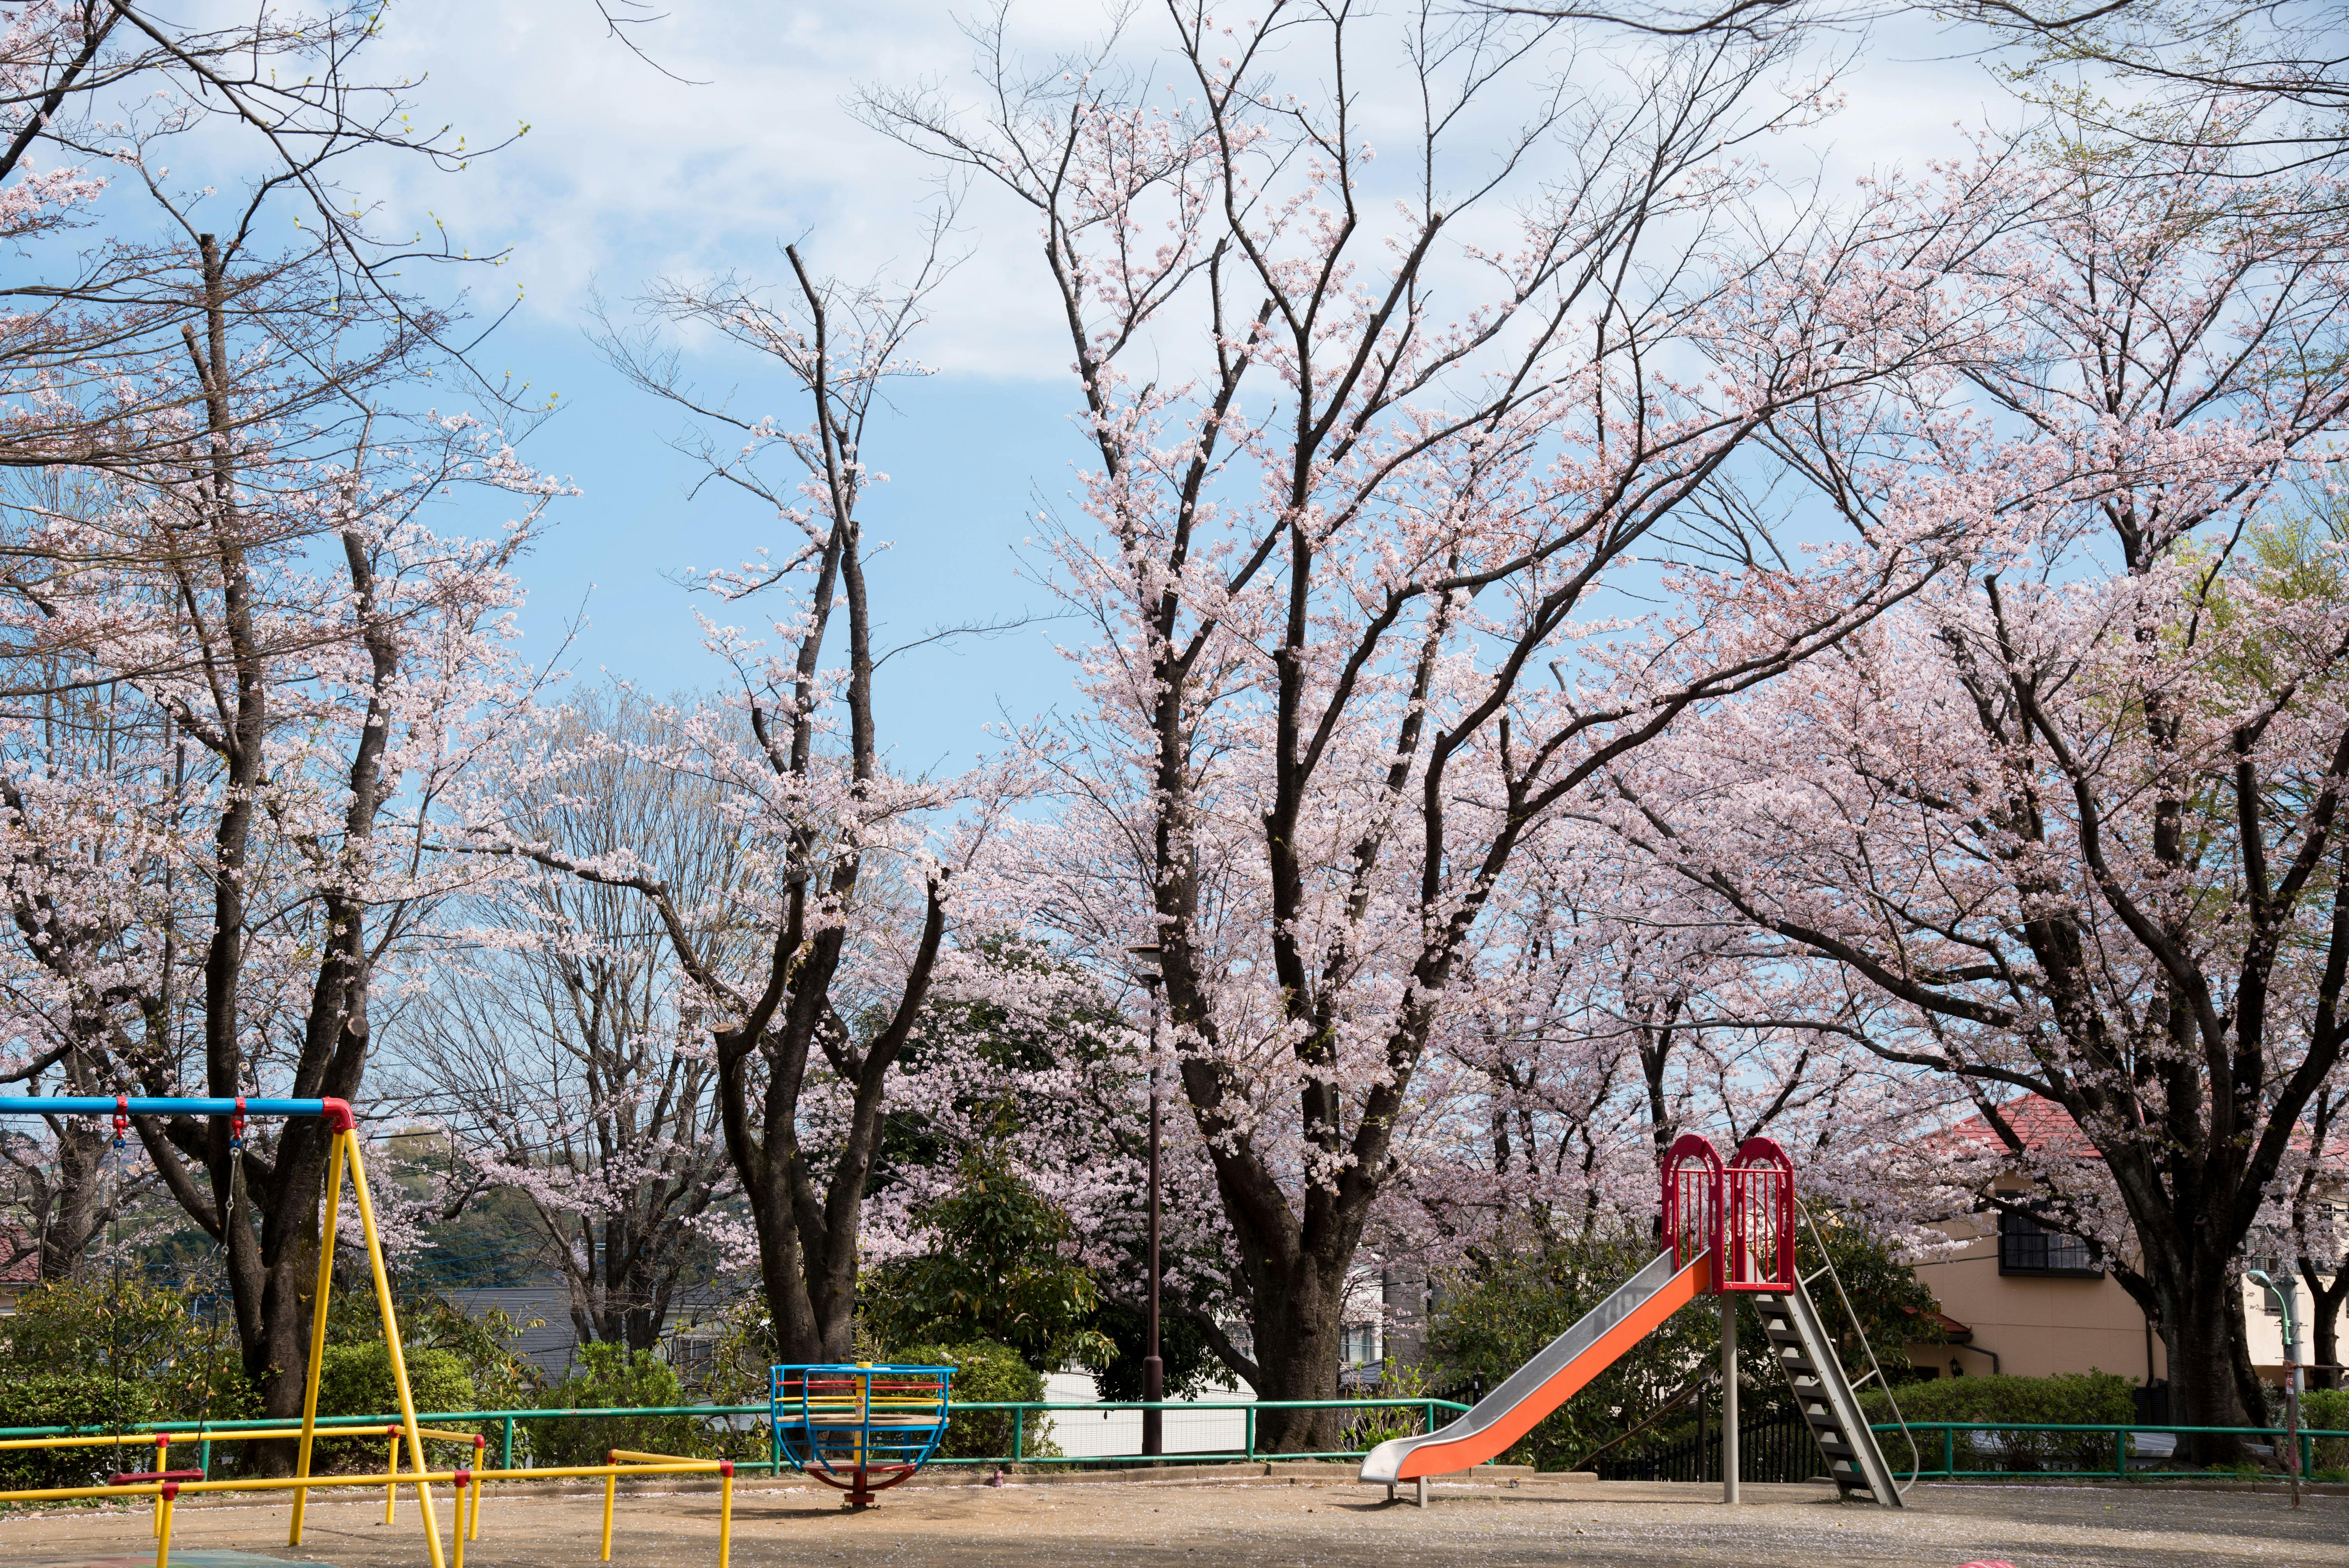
[1795, 1197, 1920, 1496]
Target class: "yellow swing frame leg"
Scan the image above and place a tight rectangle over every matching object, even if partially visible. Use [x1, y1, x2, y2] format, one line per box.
[285, 1123, 447, 1568]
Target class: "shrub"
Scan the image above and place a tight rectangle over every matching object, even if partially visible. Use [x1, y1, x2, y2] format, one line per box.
[324, 1277, 538, 1416]
[0, 1278, 257, 1424]
[0, 1375, 157, 1492]
[1860, 1371, 2135, 1473]
[311, 1342, 478, 1470]
[524, 1343, 699, 1468]
[888, 1340, 1060, 1460]
[1340, 1362, 1435, 1454]
[2303, 1387, 2349, 1475]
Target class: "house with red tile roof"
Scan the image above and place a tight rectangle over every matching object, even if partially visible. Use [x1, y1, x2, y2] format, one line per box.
[1899, 1096, 2345, 1395]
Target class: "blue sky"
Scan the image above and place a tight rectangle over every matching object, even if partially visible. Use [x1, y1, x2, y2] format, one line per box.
[288, 0, 2018, 769]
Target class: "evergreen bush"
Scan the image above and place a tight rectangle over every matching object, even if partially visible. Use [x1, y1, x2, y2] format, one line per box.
[312, 1342, 479, 1470]
[0, 1375, 157, 1492]
[2302, 1386, 2349, 1477]
[887, 1340, 1061, 1460]
[1860, 1370, 2136, 1473]
[524, 1343, 699, 1468]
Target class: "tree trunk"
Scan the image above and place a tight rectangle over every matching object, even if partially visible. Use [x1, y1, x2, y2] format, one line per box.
[2163, 1270, 2253, 1466]
[34, 1119, 113, 1279]
[2304, 1264, 2347, 1391]
[1244, 1262, 1346, 1453]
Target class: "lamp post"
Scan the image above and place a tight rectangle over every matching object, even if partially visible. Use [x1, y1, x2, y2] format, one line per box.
[2247, 1269, 2304, 1508]
[1126, 945, 1165, 1458]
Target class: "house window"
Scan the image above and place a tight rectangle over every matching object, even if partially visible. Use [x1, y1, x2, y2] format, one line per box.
[1998, 1210, 2100, 1277]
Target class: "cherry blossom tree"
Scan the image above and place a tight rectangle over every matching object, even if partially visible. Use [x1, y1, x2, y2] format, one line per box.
[873, 0, 2009, 1448]
[0, 180, 561, 1445]
[466, 238, 1022, 1363]
[1387, 839, 1959, 1270]
[1608, 128, 2349, 1449]
[0, 1, 545, 716]
[400, 690, 739, 1353]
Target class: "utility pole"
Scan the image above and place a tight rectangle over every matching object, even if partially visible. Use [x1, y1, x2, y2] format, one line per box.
[1127, 946, 1165, 1458]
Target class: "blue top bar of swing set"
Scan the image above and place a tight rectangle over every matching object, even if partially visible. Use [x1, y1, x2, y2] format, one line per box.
[0, 1096, 355, 1128]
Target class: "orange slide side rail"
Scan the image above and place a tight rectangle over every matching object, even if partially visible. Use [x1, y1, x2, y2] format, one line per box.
[1393, 1249, 1713, 1480]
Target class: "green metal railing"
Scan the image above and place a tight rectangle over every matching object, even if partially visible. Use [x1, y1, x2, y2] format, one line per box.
[0, 1396, 1470, 1479]
[1873, 1420, 2349, 1482]
[923, 1397, 1471, 1466]
[12, 1404, 2328, 1487]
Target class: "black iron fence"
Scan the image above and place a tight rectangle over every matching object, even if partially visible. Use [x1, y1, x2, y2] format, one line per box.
[1595, 1410, 1823, 1483]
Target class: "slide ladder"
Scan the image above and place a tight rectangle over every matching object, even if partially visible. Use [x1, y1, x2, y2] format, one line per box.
[1751, 1282, 1905, 1506]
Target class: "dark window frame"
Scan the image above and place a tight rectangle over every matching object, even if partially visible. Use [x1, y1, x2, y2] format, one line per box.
[1997, 1209, 2102, 1278]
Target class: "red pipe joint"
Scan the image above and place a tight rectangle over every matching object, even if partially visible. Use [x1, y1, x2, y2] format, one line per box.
[320, 1097, 356, 1132]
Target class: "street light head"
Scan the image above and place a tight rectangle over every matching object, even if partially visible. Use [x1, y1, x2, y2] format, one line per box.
[1125, 942, 1164, 988]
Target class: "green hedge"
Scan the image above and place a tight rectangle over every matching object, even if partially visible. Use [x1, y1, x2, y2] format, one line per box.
[0, 1375, 158, 1492]
[888, 1340, 1060, 1460]
[1861, 1371, 2137, 1473]
[2303, 1387, 2349, 1477]
[310, 1343, 478, 1470]
[524, 1344, 700, 1469]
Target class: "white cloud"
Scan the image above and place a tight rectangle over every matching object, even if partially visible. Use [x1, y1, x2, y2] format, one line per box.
[362, 2, 2019, 384]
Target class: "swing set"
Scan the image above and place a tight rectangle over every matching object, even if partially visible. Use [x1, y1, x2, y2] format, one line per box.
[0, 1096, 739, 1568]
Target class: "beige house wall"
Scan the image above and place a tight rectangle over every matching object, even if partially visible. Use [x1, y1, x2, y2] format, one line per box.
[1902, 1215, 2348, 1386]
[1903, 1216, 2165, 1386]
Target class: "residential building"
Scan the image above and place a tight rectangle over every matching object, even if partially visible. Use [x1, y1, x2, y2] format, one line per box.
[1899, 1095, 2345, 1392]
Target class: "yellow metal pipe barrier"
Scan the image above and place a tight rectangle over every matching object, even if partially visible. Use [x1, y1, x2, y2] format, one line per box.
[0, 1424, 487, 1453]
[0, 1481, 166, 1504]
[0, 1459, 718, 1504]
[0, 1433, 177, 1452]
[606, 1450, 723, 1468]
[0, 1458, 736, 1568]
[718, 1462, 735, 1568]
[385, 1430, 399, 1524]
[153, 1481, 178, 1568]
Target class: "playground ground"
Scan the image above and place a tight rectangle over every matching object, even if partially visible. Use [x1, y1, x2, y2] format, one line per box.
[7, 1468, 2344, 1568]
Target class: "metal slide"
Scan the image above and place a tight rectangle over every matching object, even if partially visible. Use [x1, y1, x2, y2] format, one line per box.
[1750, 1283, 1905, 1505]
[1358, 1249, 1712, 1486]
